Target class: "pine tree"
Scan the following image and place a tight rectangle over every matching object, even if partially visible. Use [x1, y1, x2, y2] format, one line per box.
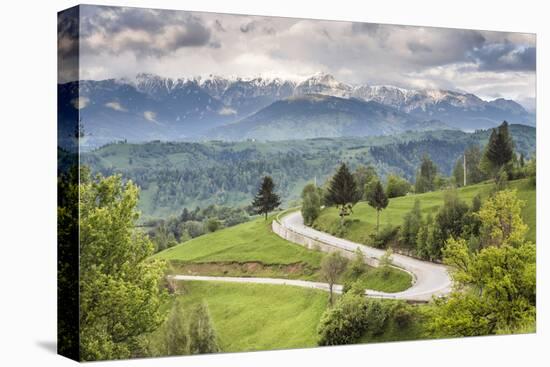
[367, 180, 389, 234]
[482, 121, 514, 176]
[415, 154, 438, 193]
[325, 163, 362, 226]
[189, 302, 220, 354]
[251, 176, 281, 220]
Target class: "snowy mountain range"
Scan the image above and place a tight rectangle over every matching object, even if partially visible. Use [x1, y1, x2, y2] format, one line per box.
[59, 72, 535, 148]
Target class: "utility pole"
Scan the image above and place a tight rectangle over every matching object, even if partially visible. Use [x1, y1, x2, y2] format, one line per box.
[463, 154, 467, 187]
[314, 175, 317, 187]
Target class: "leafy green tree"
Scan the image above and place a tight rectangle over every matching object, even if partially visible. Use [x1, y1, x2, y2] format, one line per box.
[481, 121, 515, 178]
[320, 252, 349, 305]
[431, 190, 469, 258]
[164, 299, 190, 356]
[189, 302, 220, 355]
[353, 165, 378, 199]
[478, 189, 527, 248]
[367, 180, 389, 234]
[79, 172, 167, 361]
[385, 174, 411, 198]
[317, 292, 368, 345]
[415, 154, 438, 193]
[206, 218, 221, 233]
[251, 176, 281, 220]
[416, 213, 440, 260]
[317, 294, 390, 346]
[453, 145, 486, 187]
[325, 163, 362, 226]
[301, 183, 321, 225]
[400, 199, 422, 248]
[379, 248, 393, 278]
[432, 237, 535, 336]
[348, 247, 366, 279]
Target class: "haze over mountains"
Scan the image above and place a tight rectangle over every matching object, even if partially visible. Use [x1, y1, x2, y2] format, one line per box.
[60, 72, 535, 149]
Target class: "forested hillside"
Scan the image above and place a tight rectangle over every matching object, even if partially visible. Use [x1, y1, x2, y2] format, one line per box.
[81, 125, 535, 219]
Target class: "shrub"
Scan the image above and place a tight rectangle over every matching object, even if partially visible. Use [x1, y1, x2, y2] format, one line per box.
[318, 294, 392, 345]
[368, 224, 400, 249]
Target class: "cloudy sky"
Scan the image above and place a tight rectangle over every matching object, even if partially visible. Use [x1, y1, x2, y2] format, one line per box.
[61, 5, 536, 110]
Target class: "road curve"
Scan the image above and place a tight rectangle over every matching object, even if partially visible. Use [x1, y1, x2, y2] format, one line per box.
[170, 275, 402, 299]
[275, 211, 452, 302]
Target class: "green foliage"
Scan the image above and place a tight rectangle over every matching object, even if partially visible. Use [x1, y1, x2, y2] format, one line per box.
[415, 154, 438, 193]
[416, 213, 439, 260]
[400, 199, 422, 248]
[206, 218, 221, 233]
[527, 157, 536, 187]
[317, 293, 369, 346]
[367, 180, 389, 233]
[379, 248, 394, 278]
[313, 179, 535, 247]
[432, 190, 469, 252]
[164, 299, 189, 356]
[481, 121, 515, 178]
[478, 189, 527, 248]
[453, 144, 486, 187]
[326, 163, 362, 225]
[189, 302, 220, 354]
[433, 237, 536, 336]
[320, 252, 349, 304]
[386, 174, 411, 198]
[82, 126, 535, 219]
[148, 204, 250, 252]
[354, 165, 379, 200]
[301, 183, 321, 225]
[317, 294, 391, 345]
[79, 172, 168, 361]
[348, 248, 366, 279]
[252, 176, 282, 220]
[365, 223, 399, 249]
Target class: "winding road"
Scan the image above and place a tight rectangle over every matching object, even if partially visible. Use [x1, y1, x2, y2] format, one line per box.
[276, 211, 452, 302]
[175, 211, 452, 303]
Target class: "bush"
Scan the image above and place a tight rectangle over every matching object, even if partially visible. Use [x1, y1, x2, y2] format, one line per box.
[368, 224, 400, 249]
[393, 303, 414, 329]
[317, 294, 392, 345]
[386, 174, 411, 198]
[317, 293, 369, 346]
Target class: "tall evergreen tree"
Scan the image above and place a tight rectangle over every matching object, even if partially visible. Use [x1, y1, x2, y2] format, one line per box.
[482, 121, 514, 177]
[251, 176, 281, 220]
[189, 302, 220, 355]
[325, 163, 362, 225]
[415, 154, 438, 193]
[367, 180, 389, 234]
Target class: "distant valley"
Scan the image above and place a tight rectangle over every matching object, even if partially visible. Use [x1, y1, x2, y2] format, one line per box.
[81, 125, 536, 219]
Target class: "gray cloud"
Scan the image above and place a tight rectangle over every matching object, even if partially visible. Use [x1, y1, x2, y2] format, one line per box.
[469, 43, 536, 72]
[74, 5, 535, 102]
[80, 5, 211, 57]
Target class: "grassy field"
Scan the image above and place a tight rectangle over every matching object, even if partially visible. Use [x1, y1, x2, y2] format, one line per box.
[155, 214, 412, 292]
[154, 215, 323, 268]
[173, 281, 329, 352]
[313, 179, 536, 244]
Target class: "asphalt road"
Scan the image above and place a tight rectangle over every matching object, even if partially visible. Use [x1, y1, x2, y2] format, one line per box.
[277, 211, 453, 302]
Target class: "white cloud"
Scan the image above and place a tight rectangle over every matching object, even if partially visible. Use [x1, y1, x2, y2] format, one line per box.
[105, 101, 127, 112]
[143, 110, 158, 123]
[218, 107, 237, 116]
